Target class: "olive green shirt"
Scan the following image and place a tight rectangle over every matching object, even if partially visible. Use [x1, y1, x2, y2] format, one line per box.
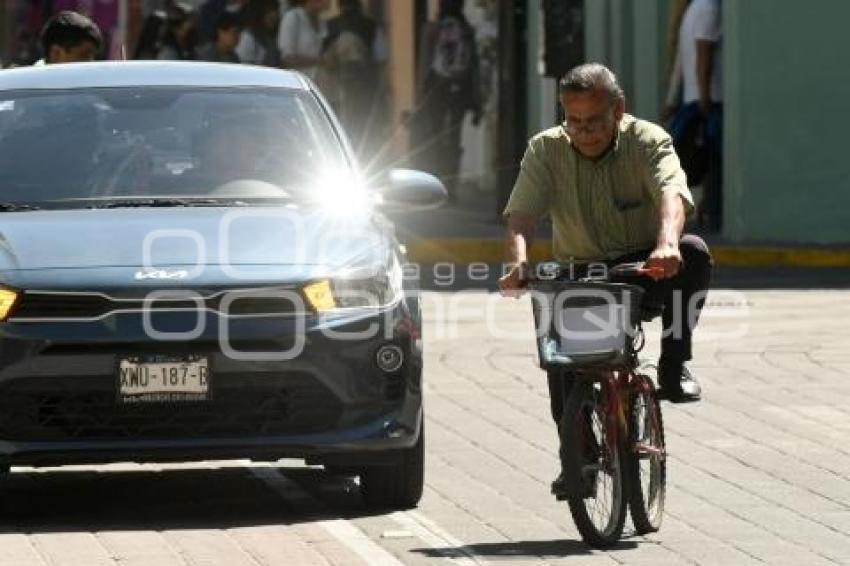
[503, 114, 694, 261]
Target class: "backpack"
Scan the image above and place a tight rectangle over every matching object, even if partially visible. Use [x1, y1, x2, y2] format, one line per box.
[430, 17, 472, 80]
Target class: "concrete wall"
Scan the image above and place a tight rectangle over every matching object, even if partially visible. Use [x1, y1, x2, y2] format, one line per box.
[584, 0, 670, 122]
[724, 0, 850, 244]
[524, 1, 560, 138]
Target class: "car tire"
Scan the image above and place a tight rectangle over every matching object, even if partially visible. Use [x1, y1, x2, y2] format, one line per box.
[360, 427, 424, 510]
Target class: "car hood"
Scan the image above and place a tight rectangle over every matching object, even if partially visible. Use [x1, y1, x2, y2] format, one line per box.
[0, 207, 392, 286]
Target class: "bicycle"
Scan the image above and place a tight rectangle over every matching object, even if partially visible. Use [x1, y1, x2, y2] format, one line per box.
[525, 261, 667, 548]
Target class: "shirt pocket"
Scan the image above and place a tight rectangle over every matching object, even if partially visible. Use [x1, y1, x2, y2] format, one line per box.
[613, 198, 655, 244]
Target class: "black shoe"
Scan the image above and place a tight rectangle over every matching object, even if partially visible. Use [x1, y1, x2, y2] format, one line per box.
[658, 362, 702, 403]
[551, 469, 597, 500]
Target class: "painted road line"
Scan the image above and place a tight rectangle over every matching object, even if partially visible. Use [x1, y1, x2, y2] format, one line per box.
[389, 510, 488, 566]
[252, 465, 488, 566]
[250, 466, 407, 566]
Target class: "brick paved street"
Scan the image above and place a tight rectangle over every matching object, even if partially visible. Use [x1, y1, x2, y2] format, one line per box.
[0, 288, 848, 565]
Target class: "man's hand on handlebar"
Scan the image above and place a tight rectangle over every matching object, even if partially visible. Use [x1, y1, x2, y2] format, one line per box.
[645, 242, 683, 280]
[499, 262, 528, 298]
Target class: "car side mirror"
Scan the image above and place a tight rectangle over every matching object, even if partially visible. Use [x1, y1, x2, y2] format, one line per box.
[377, 169, 447, 211]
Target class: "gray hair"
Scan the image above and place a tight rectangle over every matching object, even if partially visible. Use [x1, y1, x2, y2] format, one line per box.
[559, 63, 625, 102]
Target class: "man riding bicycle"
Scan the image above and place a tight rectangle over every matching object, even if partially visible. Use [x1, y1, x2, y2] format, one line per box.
[498, 63, 713, 497]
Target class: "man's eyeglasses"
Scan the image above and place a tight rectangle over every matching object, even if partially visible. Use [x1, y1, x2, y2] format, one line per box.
[564, 113, 614, 136]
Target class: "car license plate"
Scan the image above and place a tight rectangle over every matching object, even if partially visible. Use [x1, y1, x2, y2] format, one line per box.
[118, 355, 210, 403]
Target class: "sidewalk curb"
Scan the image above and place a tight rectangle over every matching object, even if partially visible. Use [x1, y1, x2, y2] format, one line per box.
[407, 239, 850, 268]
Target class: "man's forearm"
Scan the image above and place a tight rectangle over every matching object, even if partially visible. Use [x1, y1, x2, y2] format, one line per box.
[505, 214, 537, 264]
[657, 192, 686, 248]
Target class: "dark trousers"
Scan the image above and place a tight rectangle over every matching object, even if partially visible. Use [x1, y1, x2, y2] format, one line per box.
[670, 102, 724, 230]
[546, 235, 713, 453]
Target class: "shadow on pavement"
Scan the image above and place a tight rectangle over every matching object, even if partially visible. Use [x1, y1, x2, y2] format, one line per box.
[411, 538, 638, 560]
[0, 465, 375, 533]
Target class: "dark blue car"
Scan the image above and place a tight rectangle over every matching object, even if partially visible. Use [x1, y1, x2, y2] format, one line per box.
[0, 62, 445, 509]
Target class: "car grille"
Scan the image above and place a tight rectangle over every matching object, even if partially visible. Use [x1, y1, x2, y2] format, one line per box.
[384, 373, 406, 400]
[12, 290, 304, 320]
[0, 373, 342, 441]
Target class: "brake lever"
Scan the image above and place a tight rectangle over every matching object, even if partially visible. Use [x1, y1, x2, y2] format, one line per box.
[636, 267, 666, 279]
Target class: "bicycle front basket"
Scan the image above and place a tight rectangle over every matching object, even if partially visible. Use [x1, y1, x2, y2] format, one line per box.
[531, 281, 644, 369]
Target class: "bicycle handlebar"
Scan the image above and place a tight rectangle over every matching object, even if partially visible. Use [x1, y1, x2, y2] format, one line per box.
[522, 261, 664, 284]
[608, 262, 666, 279]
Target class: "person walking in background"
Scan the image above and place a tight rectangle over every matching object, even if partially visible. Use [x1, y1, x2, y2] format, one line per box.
[669, 0, 723, 231]
[198, 11, 242, 63]
[157, 3, 198, 61]
[414, 0, 481, 204]
[235, 0, 280, 67]
[38, 10, 102, 65]
[323, 0, 388, 157]
[278, 0, 328, 81]
[133, 10, 167, 60]
[197, 0, 248, 46]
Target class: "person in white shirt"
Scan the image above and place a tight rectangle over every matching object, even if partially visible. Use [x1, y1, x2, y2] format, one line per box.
[679, 0, 722, 111]
[235, 0, 281, 67]
[668, 0, 723, 231]
[278, 0, 328, 80]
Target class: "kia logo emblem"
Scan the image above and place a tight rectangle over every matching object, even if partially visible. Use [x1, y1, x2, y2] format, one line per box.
[135, 269, 190, 280]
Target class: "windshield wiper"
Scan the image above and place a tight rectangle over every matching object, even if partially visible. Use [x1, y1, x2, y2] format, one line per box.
[88, 198, 241, 209]
[0, 202, 40, 212]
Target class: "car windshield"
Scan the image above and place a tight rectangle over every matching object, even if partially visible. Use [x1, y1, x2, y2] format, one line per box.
[0, 87, 350, 206]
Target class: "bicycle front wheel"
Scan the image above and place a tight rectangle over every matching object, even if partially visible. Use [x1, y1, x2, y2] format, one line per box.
[627, 375, 666, 534]
[561, 379, 627, 548]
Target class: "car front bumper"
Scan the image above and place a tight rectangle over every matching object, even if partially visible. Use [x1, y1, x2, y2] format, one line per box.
[0, 302, 423, 467]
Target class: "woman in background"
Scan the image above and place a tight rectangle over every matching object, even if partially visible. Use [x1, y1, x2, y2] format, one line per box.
[235, 0, 280, 67]
[157, 3, 198, 61]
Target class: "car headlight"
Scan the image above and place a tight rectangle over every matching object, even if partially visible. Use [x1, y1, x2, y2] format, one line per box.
[303, 259, 403, 313]
[0, 288, 19, 321]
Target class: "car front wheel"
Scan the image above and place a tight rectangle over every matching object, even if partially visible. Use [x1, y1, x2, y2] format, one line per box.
[360, 427, 424, 510]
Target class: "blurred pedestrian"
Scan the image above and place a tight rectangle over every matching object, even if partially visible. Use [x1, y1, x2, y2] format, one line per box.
[413, 0, 481, 203]
[133, 10, 167, 60]
[669, 0, 723, 231]
[322, 0, 388, 156]
[235, 0, 281, 67]
[198, 0, 249, 45]
[278, 0, 328, 80]
[198, 11, 242, 63]
[38, 10, 103, 65]
[158, 3, 198, 61]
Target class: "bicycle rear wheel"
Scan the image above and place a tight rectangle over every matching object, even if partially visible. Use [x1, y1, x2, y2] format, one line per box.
[627, 375, 666, 534]
[561, 379, 627, 548]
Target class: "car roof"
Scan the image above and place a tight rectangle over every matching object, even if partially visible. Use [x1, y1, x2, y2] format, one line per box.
[0, 61, 311, 92]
